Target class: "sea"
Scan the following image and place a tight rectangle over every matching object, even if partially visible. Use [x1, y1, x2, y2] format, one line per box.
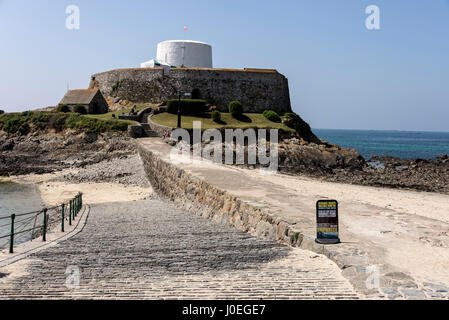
[0, 182, 44, 248]
[313, 129, 449, 160]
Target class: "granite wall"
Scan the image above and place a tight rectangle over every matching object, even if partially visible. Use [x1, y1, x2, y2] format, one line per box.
[90, 68, 292, 114]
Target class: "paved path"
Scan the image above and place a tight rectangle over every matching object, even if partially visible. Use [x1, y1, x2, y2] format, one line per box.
[138, 138, 449, 299]
[0, 200, 358, 299]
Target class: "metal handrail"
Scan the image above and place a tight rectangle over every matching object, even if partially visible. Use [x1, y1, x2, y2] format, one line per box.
[0, 192, 83, 253]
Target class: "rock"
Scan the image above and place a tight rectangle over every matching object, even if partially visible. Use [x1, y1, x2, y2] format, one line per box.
[83, 132, 98, 143]
[0, 110, 4, 115]
[0, 140, 14, 151]
[400, 288, 426, 298]
[0, 131, 136, 176]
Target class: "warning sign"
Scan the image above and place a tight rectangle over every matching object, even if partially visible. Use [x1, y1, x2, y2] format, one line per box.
[315, 200, 340, 244]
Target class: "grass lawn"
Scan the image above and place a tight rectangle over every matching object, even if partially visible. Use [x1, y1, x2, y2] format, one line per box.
[85, 103, 157, 123]
[152, 112, 296, 132]
[85, 112, 137, 125]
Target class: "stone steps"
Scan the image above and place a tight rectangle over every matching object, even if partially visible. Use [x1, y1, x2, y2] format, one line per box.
[140, 123, 159, 137]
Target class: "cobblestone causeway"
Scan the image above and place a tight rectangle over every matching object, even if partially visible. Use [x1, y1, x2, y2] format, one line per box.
[0, 200, 359, 299]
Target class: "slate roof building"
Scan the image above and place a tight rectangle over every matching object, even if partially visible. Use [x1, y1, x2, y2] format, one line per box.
[59, 89, 108, 114]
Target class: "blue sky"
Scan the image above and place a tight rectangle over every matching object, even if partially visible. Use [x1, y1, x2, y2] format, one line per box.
[0, 0, 448, 131]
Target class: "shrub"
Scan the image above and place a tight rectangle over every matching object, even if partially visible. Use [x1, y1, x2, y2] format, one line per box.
[31, 112, 50, 130]
[283, 112, 314, 138]
[166, 99, 207, 116]
[65, 113, 129, 133]
[229, 101, 243, 117]
[57, 104, 70, 113]
[284, 112, 300, 121]
[112, 80, 120, 92]
[86, 120, 106, 134]
[74, 104, 87, 114]
[263, 110, 281, 123]
[211, 110, 221, 123]
[3, 115, 30, 135]
[49, 114, 69, 132]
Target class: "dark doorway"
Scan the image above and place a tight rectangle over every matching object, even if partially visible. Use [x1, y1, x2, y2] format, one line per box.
[92, 102, 99, 114]
[191, 88, 201, 99]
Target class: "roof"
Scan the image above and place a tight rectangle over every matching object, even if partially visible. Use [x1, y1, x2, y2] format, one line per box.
[158, 40, 211, 47]
[59, 89, 99, 105]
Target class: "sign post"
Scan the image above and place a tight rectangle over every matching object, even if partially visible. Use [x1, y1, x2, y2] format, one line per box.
[315, 200, 340, 244]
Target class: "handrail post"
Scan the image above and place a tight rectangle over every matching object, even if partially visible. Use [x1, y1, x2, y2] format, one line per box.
[9, 214, 15, 254]
[61, 203, 65, 232]
[42, 208, 47, 242]
[72, 197, 76, 221]
[69, 200, 72, 226]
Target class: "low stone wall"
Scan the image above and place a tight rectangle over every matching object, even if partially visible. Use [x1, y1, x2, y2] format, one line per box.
[138, 142, 324, 253]
[146, 114, 173, 138]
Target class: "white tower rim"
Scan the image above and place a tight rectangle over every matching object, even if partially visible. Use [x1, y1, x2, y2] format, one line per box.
[158, 40, 212, 47]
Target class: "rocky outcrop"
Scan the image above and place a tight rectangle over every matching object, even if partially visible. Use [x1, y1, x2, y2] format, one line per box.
[326, 154, 449, 194]
[0, 131, 136, 176]
[279, 138, 365, 175]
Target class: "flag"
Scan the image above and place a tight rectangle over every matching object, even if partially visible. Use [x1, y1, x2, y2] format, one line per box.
[184, 26, 188, 31]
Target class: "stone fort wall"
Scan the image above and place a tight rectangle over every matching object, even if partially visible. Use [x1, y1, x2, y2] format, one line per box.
[89, 67, 292, 113]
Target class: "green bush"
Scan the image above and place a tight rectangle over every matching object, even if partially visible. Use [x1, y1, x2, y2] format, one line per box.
[0, 110, 129, 135]
[263, 110, 281, 123]
[57, 104, 70, 113]
[3, 115, 30, 135]
[211, 110, 221, 123]
[108, 120, 129, 132]
[284, 112, 300, 121]
[229, 101, 243, 117]
[283, 112, 314, 137]
[166, 99, 207, 116]
[74, 104, 87, 114]
[30, 112, 50, 130]
[65, 113, 129, 133]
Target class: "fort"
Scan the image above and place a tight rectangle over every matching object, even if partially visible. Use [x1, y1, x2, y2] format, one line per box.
[89, 67, 292, 114]
[88, 39, 292, 114]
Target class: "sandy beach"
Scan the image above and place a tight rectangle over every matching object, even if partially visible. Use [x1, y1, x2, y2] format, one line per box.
[232, 166, 449, 286]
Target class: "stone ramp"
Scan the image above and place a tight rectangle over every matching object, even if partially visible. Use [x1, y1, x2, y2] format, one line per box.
[0, 200, 358, 299]
[138, 138, 449, 299]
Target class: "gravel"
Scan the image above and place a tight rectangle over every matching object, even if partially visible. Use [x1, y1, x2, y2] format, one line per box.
[51, 154, 150, 188]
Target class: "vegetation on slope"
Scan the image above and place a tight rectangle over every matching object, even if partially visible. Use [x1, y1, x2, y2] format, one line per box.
[0, 111, 135, 135]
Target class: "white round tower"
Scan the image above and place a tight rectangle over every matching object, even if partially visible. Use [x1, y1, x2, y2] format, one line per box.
[156, 40, 213, 68]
